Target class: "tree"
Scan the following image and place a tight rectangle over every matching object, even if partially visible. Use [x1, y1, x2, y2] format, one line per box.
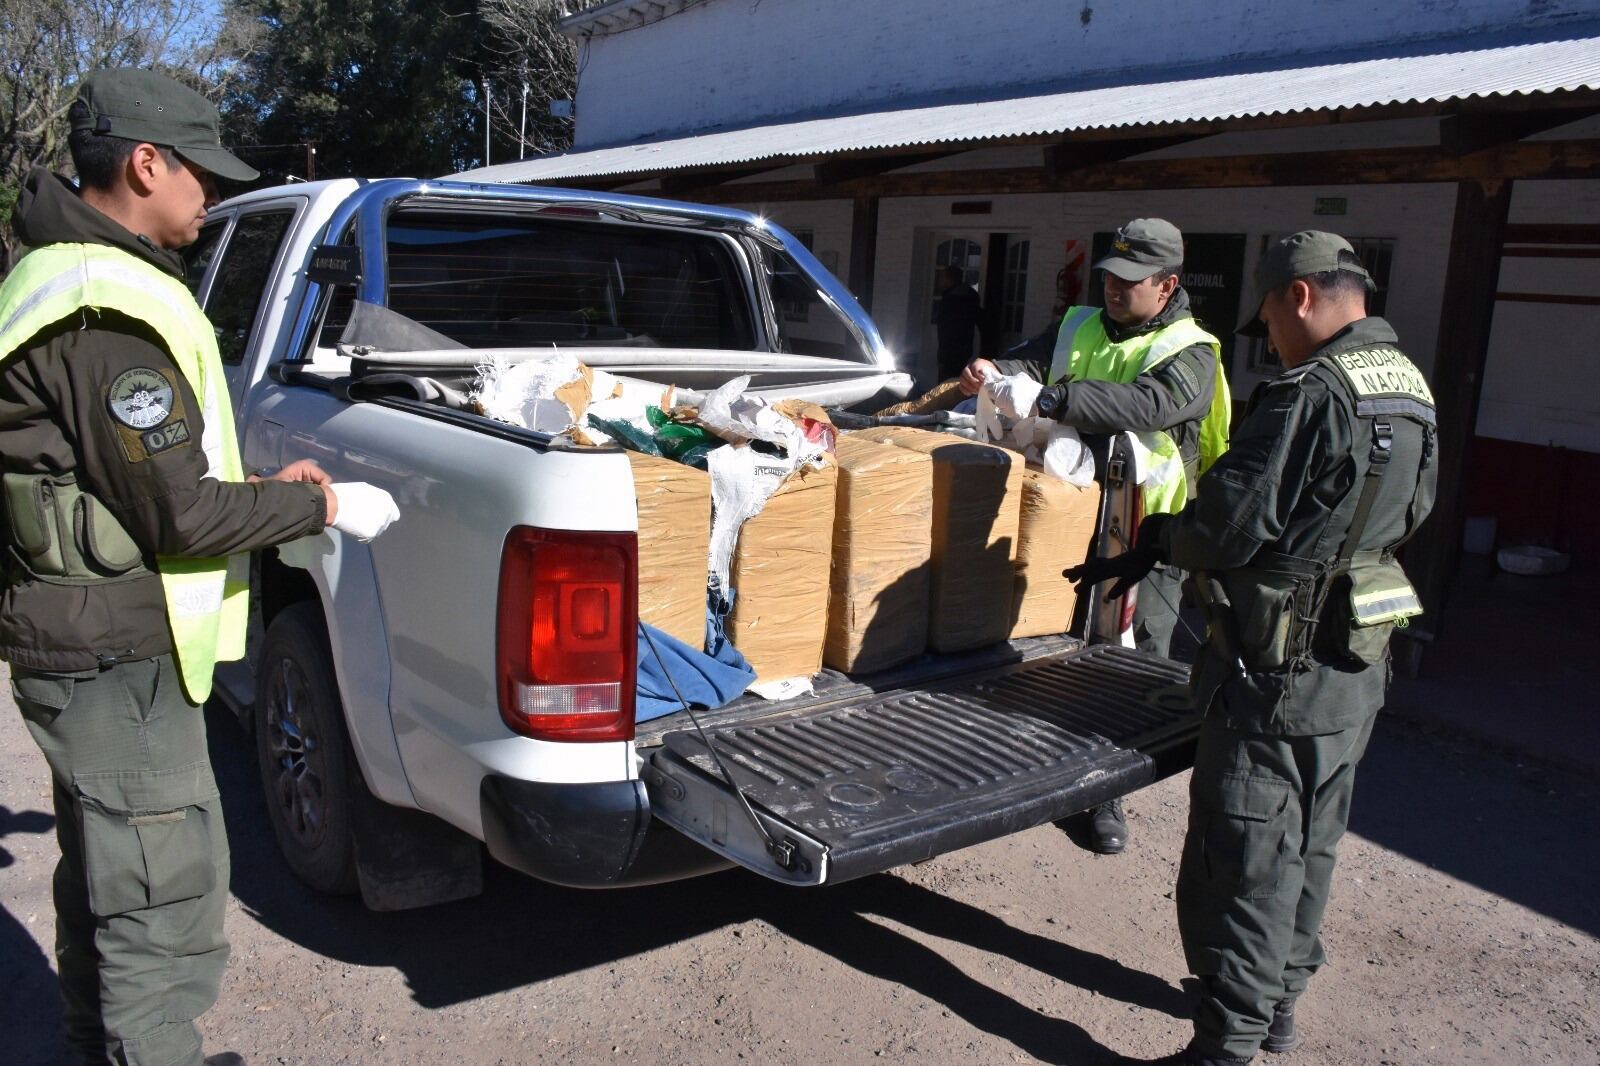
[228, 0, 484, 182]
[0, 0, 259, 262]
[476, 0, 585, 163]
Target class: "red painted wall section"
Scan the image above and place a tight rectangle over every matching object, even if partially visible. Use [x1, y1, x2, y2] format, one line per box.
[1460, 436, 1600, 558]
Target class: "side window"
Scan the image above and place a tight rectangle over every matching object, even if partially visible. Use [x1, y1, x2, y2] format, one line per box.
[203, 209, 296, 365]
[183, 220, 229, 296]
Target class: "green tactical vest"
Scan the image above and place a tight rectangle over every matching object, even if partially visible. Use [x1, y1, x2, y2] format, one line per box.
[0, 241, 247, 703]
[1206, 345, 1435, 692]
[1048, 305, 1231, 515]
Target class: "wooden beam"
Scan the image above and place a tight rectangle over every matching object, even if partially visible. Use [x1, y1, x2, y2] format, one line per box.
[814, 151, 958, 186]
[1502, 223, 1600, 244]
[1439, 109, 1598, 156]
[674, 138, 1600, 202]
[847, 195, 880, 312]
[1408, 179, 1514, 632]
[1494, 291, 1600, 306]
[658, 164, 788, 194]
[1044, 135, 1197, 174]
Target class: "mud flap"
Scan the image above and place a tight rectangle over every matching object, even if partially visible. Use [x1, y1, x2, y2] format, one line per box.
[644, 644, 1196, 886]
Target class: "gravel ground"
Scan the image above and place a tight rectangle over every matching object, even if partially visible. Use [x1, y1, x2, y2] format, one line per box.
[4, 664, 1597, 1065]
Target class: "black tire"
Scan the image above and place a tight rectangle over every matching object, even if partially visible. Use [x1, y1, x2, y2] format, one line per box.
[255, 601, 359, 895]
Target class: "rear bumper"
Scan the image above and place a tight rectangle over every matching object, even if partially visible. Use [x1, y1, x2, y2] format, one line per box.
[479, 776, 731, 889]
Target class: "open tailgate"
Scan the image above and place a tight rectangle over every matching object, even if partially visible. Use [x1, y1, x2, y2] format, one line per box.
[641, 644, 1197, 886]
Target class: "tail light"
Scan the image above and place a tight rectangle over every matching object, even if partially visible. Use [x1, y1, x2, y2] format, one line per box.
[497, 527, 637, 742]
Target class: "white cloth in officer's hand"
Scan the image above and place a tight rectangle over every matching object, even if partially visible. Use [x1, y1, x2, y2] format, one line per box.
[329, 482, 399, 541]
[986, 373, 1043, 420]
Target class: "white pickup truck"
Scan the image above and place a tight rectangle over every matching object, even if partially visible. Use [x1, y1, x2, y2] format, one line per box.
[191, 177, 1198, 909]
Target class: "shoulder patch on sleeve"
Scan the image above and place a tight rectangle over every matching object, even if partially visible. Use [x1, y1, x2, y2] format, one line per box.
[106, 366, 190, 463]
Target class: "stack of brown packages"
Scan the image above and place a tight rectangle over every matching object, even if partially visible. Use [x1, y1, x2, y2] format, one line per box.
[1011, 468, 1101, 639]
[728, 458, 839, 684]
[850, 427, 1023, 652]
[627, 453, 712, 649]
[825, 436, 933, 673]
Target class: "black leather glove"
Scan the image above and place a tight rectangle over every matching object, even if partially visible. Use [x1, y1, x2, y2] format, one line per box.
[1063, 513, 1171, 602]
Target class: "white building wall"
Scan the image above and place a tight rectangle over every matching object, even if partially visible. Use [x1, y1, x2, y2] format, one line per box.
[570, 0, 1597, 148]
[851, 184, 1457, 396]
[1479, 180, 1600, 452]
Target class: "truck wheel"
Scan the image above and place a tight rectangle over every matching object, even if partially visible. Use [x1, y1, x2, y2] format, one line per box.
[255, 602, 359, 895]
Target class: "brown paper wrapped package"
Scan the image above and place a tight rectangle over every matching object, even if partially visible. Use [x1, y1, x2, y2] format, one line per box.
[626, 453, 712, 649]
[728, 459, 839, 684]
[849, 427, 1022, 652]
[1011, 468, 1102, 639]
[825, 436, 933, 673]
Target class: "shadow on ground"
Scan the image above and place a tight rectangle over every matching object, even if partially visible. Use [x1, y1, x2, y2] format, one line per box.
[209, 703, 1182, 1064]
[1, 803, 67, 1066]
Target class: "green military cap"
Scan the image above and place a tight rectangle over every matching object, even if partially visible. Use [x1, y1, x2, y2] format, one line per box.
[1093, 218, 1185, 281]
[1237, 230, 1374, 336]
[72, 68, 259, 183]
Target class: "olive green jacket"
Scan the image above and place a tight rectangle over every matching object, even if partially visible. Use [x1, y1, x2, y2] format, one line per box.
[0, 169, 326, 672]
[1157, 317, 1437, 734]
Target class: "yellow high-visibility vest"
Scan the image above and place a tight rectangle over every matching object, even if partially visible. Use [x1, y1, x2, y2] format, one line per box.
[0, 241, 247, 702]
[1048, 305, 1231, 515]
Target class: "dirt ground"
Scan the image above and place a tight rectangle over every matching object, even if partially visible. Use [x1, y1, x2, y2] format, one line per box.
[4, 667, 1597, 1065]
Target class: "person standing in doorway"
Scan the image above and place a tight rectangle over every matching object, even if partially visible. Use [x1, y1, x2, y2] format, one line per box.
[1069, 232, 1437, 1064]
[934, 263, 984, 382]
[0, 68, 398, 1064]
[963, 217, 1232, 855]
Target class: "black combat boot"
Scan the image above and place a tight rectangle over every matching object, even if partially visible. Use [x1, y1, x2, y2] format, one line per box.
[1263, 997, 1301, 1053]
[1089, 797, 1129, 854]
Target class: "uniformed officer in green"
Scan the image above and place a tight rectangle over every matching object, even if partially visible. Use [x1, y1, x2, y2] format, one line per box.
[1070, 232, 1437, 1064]
[1, 69, 395, 1064]
[962, 218, 1232, 854]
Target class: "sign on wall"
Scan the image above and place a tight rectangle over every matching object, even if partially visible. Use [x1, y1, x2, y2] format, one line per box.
[1090, 231, 1248, 376]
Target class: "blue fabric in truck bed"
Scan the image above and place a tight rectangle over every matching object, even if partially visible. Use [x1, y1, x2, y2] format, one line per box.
[635, 620, 756, 722]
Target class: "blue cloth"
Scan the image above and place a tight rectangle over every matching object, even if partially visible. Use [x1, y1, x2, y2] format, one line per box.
[953, 395, 979, 414]
[635, 615, 755, 723]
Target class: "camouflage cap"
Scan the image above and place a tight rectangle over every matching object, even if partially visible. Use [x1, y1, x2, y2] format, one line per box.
[1092, 218, 1185, 281]
[1237, 230, 1374, 336]
[72, 68, 259, 183]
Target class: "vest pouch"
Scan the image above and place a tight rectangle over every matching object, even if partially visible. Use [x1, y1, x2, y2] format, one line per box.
[73, 489, 146, 574]
[1340, 555, 1422, 665]
[1221, 565, 1309, 673]
[2, 472, 68, 576]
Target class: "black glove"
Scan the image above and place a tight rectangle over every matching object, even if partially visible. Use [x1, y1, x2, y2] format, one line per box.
[1062, 513, 1171, 602]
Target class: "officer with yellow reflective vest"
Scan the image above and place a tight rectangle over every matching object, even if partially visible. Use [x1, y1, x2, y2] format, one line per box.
[961, 217, 1231, 855]
[0, 69, 397, 1065]
[1068, 232, 1437, 1065]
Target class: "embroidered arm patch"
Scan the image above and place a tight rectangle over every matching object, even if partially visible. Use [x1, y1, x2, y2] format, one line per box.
[106, 366, 191, 463]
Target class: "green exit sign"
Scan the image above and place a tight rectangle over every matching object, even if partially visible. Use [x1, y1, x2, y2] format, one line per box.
[1314, 197, 1348, 216]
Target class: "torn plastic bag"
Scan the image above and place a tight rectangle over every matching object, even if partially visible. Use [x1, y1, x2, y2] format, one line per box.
[636, 620, 755, 723]
[976, 376, 1095, 487]
[472, 352, 618, 437]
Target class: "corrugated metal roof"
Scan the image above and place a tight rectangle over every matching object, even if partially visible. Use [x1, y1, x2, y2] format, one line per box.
[559, 0, 706, 37]
[457, 35, 1600, 184]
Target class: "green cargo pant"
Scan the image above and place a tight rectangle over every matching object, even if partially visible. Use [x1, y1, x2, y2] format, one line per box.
[1175, 711, 1377, 1061]
[1133, 562, 1185, 659]
[11, 654, 230, 1066]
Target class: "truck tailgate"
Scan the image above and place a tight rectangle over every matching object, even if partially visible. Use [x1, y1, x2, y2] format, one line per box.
[641, 644, 1196, 886]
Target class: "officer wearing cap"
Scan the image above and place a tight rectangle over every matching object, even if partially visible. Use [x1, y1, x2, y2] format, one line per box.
[962, 217, 1232, 854]
[0, 69, 396, 1064]
[1069, 232, 1437, 1064]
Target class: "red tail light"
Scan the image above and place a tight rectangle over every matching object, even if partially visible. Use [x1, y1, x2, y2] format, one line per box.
[497, 527, 638, 742]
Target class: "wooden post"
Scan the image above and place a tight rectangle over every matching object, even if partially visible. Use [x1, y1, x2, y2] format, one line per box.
[1408, 178, 1513, 632]
[847, 195, 880, 312]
